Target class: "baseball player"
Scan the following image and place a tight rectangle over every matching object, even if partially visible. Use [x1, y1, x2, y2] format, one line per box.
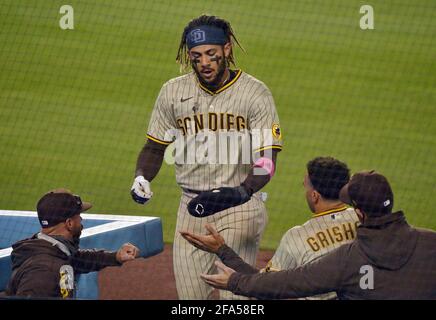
[181, 157, 360, 299]
[202, 171, 436, 300]
[131, 15, 282, 299]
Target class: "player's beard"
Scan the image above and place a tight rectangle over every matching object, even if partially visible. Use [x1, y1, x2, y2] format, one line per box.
[71, 223, 83, 246]
[193, 56, 228, 91]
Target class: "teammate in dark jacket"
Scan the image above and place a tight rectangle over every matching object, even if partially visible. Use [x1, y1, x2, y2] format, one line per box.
[6, 189, 139, 299]
[201, 171, 436, 299]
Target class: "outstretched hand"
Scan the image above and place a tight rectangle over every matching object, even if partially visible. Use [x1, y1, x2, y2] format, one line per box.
[180, 223, 225, 253]
[200, 261, 235, 290]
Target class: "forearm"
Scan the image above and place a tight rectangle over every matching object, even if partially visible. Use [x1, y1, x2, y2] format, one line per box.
[242, 149, 279, 195]
[72, 250, 120, 273]
[217, 245, 259, 274]
[227, 248, 345, 300]
[135, 139, 166, 181]
[228, 268, 331, 300]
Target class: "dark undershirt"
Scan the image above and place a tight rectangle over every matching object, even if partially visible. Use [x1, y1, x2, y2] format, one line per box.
[200, 69, 237, 93]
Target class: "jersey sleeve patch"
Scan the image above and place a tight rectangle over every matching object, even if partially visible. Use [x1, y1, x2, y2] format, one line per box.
[272, 123, 282, 140]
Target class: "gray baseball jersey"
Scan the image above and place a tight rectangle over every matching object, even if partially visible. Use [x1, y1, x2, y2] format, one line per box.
[263, 206, 360, 300]
[146, 70, 282, 299]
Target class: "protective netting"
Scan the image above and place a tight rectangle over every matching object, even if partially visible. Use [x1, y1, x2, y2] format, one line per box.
[0, 0, 435, 300]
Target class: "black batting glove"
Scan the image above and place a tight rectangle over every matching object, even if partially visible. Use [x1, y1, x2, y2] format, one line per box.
[187, 186, 252, 218]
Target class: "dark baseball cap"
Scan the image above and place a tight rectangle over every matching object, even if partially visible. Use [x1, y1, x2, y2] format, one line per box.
[37, 188, 92, 228]
[339, 171, 393, 216]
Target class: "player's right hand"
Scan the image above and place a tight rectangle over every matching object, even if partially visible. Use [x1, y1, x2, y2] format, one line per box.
[179, 223, 225, 253]
[116, 243, 140, 263]
[130, 175, 153, 204]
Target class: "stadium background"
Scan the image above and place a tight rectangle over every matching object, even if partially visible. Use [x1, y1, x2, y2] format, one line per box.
[1, 0, 434, 255]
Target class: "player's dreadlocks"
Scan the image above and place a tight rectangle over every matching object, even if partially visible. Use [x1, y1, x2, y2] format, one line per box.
[176, 15, 244, 71]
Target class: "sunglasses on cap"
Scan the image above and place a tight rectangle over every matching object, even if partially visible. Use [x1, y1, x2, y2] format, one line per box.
[73, 195, 83, 211]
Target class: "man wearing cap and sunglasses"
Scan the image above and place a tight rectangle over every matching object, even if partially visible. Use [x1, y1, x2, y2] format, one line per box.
[6, 189, 140, 299]
[200, 171, 436, 299]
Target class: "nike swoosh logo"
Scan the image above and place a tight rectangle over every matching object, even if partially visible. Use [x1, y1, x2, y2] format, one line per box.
[180, 96, 193, 102]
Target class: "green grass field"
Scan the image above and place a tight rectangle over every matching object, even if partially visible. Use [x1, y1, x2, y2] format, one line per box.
[1, 0, 435, 249]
